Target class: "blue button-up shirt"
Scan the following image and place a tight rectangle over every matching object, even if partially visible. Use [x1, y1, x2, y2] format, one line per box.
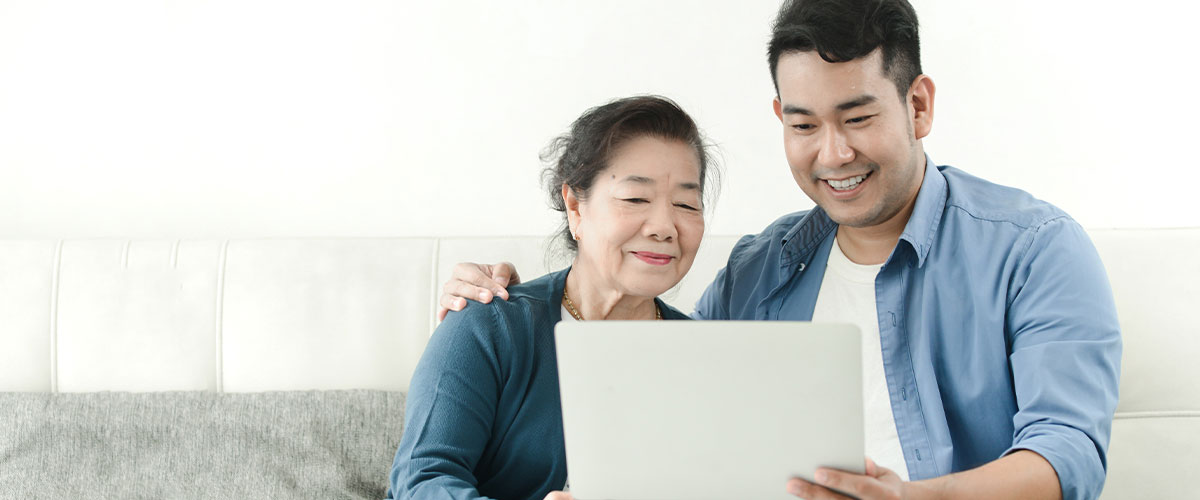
[693, 157, 1121, 500]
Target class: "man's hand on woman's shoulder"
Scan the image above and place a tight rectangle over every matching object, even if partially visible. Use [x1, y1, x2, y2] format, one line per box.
[437, 261, 522, 322]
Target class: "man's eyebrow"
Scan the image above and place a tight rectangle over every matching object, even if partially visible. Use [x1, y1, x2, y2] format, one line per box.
[780, 94, 879, 116]
[836, 94, 877, 111]
[780, 104, 813, 116]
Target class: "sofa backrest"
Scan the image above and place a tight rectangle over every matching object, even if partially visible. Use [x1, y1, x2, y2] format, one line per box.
[0, 236, 740, 393]
[1, 229, 1197, 498]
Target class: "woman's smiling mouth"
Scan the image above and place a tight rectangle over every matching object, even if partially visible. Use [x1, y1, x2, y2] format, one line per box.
[631, 251, 674, 266]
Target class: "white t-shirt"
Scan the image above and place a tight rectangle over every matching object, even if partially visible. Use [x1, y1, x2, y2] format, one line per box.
[810, 235, 910, 481]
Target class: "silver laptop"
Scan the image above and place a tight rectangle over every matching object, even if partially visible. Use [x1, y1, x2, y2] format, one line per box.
[554, 320, 863, 500]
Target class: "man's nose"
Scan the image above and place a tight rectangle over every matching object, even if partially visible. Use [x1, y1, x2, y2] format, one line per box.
[816, 127, 855, 168]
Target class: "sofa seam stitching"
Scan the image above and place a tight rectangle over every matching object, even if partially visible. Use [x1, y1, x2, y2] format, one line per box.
[215, 240, 229, 392]
[429, 238, 440, 338]
[50, 239, 63, 393]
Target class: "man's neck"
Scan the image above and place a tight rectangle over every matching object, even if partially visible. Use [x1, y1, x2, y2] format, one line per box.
[836, 222, 906, 265]
[835, 159, 925, 265]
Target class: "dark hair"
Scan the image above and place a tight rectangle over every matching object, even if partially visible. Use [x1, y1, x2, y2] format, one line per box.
[541, 95, 718, 254]
[768, 0, 922, 100]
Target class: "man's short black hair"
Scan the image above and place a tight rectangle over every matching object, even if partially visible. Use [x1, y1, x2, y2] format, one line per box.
[768, 0, 922, 100]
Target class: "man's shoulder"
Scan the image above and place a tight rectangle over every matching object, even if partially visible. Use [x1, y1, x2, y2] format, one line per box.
[939, 165, 1071, 230]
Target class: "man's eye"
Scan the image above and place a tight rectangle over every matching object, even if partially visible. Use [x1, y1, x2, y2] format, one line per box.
[675, 203, 699, 211]
[791, 124, 814, 131]
[847, 115, 875, 124]
[622, 198, 649, 204]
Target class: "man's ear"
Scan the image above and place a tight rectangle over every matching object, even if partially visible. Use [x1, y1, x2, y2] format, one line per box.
[562, 183, 581, 236]
[773, 96, 784, 123]
[909, 75, 935, 140]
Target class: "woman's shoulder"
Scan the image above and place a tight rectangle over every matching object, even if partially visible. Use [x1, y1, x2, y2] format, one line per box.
[656, 299, 693, 320]
[439, 269, 566, 339]
[504, 268, 567, 306]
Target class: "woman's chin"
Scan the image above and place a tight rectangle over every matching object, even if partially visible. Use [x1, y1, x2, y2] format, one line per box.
[619, 267, 691, 297]
[618, 280, 681, 299]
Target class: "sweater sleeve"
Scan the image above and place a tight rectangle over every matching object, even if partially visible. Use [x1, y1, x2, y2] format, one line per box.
[388, 303, 509, 500]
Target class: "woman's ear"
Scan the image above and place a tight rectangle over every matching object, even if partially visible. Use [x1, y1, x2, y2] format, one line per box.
[562, 183, 581, 239]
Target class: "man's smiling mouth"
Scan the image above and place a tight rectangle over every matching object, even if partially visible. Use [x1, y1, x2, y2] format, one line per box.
[826, 172, 871, 191]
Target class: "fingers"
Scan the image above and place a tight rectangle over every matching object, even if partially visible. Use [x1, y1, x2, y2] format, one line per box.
[863, 456, 900, 481]
[786, 477, 854, 499]
[436, 262, 519, 323]
[452, 262, 501, 295]
[484, 262, 520, 299]
[811, 467, 900, 500]
[451, 262, 511, 300]
[436, 262, 522, 323]
[437, 280, 485, 324]
[441, 279, 489, 307]
[444, 265, 500, 302]
[542, 491, 574, 500]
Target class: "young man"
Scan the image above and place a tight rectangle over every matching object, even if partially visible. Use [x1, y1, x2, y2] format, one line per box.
[440, 1, 1120, 499]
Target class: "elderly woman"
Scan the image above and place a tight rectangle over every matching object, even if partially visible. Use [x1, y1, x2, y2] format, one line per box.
[386, 96, 717, 500]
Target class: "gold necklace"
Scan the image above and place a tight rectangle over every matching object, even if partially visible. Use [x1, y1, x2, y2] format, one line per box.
[562, 282, 661, 321]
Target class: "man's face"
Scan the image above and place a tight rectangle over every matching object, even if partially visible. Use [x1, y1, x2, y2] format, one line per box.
[773, 49, 927, 229]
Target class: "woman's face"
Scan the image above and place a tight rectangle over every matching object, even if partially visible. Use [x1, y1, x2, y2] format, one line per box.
[567, 135, 705, 298]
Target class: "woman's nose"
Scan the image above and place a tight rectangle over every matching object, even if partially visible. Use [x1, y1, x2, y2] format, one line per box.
[644, 202, 677, 241]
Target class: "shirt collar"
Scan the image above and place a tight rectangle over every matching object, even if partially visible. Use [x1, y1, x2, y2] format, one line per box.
[779, 154, 947, 268]
[780, 206, 837, 267]
[899, 154, 948, 268]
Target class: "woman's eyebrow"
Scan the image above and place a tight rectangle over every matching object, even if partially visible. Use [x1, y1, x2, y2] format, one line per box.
[619, 175, 655, 185]
[620, 176, 700, 191]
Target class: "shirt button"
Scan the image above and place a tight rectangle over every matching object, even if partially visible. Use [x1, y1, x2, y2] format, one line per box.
[901, 387, 908, 401]
[889, 312, 897, 326]
[915, 449, 923, 461]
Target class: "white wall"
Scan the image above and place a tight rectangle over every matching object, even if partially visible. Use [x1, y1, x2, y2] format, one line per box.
[2, 0, 1196, 239]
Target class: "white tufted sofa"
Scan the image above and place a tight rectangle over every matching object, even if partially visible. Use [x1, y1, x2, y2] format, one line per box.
[1, 229, 1196, 498]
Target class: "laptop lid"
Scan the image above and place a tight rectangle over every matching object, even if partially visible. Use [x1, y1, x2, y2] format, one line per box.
[554, 320, 863, 500]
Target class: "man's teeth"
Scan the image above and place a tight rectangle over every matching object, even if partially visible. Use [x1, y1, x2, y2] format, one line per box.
[827, 174, 867, 191]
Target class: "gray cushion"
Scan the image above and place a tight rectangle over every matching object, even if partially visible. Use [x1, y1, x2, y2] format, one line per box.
[0, 390, 405, 499]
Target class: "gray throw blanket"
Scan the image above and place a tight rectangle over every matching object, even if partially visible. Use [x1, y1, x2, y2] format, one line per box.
[0, 390, 405, 500]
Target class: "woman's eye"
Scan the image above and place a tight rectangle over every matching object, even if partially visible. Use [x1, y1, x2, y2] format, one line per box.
[622, 198, 649, 204]
[675, 203, 699, 211]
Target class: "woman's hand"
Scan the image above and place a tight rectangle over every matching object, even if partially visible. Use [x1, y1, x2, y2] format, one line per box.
[543, 491, 574, 500]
